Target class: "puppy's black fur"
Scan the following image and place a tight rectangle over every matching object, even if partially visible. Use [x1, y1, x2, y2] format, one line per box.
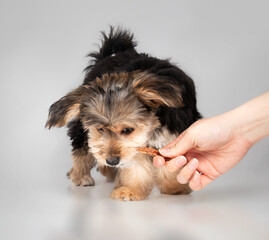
[46, 27, 202, 194]
[67, 27, 201, 152]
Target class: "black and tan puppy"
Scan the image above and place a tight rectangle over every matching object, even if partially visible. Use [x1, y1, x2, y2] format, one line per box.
[46, 27, 201, 201]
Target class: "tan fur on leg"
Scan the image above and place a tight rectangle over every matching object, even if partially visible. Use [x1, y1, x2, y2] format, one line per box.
[110, 155, 154, 201]
[67, 147, 95, 186]
[98, 165, 117, 182]
[155, 166, 192, 195]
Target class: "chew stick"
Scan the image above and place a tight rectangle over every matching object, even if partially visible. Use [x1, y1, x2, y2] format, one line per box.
[137, 147, 171, 161]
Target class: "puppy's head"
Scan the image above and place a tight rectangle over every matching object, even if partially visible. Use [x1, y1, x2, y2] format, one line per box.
[46, 71, 184, 167]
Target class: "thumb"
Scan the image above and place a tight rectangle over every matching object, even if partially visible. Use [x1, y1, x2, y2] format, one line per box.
[159, 130, 194, 157]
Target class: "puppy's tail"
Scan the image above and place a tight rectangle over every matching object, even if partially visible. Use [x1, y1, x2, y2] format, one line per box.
[89, 26, 137, 62]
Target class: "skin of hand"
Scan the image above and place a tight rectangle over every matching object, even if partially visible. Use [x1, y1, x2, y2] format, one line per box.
[153, 92, 269, 191]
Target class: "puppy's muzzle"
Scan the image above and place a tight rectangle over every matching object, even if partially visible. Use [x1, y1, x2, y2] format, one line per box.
[106, 157, 120, 166]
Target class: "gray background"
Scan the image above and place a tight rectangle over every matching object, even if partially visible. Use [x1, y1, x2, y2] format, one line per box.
[0, 0, 268, 240]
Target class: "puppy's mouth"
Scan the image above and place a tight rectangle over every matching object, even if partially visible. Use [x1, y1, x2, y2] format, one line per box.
[102, 148, 143, 168]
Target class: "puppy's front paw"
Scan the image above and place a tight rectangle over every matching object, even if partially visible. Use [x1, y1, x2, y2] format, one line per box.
[110, 186, 146, 201]
[67, 168, 95, 186]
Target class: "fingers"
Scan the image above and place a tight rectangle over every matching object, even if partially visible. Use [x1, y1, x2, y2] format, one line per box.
[159, 131, 194, 158]
[188, 171, 202, 190]
[153, 156, 165, 168]
[166, 156, 187, 172]
[189, 172, 213, 191]
[176, 158, 213, 191]
[176, 158, 198, 184]
[153, 155, 187, 171]
[153, 155, 213, 191]
[175, 158, 212, 190]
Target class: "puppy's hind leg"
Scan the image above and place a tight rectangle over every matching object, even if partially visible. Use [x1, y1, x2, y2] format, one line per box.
[156, 167, 192, 195]
[67, 120, 95, 186]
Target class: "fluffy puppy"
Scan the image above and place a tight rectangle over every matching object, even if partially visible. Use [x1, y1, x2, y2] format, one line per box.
[46, 27, 201, 201]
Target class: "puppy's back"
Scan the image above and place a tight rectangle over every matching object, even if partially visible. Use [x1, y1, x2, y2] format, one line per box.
[84, 27, 202, 134]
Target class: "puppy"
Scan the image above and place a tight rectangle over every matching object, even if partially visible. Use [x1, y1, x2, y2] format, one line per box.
[46, 27, 201, 201]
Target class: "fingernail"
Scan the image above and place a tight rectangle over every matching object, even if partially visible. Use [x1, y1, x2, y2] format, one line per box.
[188, 158, 198, 170]
[159, 148, 170, 155]
[157, 158, 164, 167]
[193, 171, 200, 182]
[189, 171, 201, 191]
[176, 156, 187, 167]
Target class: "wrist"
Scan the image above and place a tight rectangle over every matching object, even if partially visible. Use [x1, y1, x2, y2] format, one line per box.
[228, 92, 269, 145]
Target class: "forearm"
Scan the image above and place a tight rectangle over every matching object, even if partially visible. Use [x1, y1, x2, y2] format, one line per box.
[229, 91, 269, 145]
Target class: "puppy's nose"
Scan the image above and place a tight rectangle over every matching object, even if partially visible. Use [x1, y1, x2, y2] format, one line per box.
[106, 157, 120, 166]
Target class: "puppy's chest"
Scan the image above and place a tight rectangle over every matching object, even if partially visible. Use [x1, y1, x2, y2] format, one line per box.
[148, 127, 177, 149]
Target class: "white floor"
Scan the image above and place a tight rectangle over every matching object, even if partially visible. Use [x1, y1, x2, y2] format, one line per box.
[1, 147, 269, 240]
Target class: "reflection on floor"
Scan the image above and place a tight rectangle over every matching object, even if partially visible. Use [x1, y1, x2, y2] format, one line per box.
[1, 166, 268, 240]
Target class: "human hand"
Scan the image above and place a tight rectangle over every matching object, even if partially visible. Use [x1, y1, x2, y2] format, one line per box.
[153, 115, 252, 190]
[153, 92, 269, 190]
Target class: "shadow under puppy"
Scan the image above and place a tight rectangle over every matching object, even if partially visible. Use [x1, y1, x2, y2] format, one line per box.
[46, 27, 201, 201]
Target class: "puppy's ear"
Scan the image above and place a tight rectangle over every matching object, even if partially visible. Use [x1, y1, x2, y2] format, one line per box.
[45, 86, 89, 129]
[133, 72, 184, 108]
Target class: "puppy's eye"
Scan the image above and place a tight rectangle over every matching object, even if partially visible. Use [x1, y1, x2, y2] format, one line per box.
[121, 128, 134, 135]
[97, 127, 104, 133]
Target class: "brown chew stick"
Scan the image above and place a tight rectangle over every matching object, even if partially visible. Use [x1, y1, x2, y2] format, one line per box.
[137, 147, 171, 161]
